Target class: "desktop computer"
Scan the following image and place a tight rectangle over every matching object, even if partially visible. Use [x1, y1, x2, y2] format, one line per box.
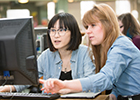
[0, 17, 61, 100]
[0, 17, 38, 85]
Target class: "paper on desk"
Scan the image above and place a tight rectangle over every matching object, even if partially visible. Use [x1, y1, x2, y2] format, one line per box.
[61, 92, 101, 98]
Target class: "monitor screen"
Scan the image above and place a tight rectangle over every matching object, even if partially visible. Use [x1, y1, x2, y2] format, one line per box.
[0, 17, 38, 85]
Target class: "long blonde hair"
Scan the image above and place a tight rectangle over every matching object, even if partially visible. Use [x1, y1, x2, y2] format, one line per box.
[82, 4, 120, 73]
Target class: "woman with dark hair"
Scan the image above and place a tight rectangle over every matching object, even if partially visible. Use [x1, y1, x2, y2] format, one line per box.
[0, 13, 95, 94]
[118, 13, 140, 50]
[39, 4, 140, 100]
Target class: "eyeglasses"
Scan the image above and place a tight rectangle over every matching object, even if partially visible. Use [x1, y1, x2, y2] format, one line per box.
[120, 25, 124, 28]
[49, 28, 69, 36]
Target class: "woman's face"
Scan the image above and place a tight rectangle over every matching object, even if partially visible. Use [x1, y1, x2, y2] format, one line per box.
[85, 22, 104, 45]
[50, 20, 71, 50]
[118, 20, 124, 33]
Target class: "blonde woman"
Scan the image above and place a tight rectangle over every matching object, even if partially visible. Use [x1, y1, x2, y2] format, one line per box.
[39, 4, 140, 100]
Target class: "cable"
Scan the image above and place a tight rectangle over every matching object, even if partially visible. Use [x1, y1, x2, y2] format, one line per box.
[1, 76, 8, 86]
[9, 93, 14, 100]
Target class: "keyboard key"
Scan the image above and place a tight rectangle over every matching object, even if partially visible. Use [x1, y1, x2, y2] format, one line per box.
[0, 92, 60, 100]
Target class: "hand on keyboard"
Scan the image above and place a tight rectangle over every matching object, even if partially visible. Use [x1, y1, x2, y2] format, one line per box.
[0, 85, 16, 92]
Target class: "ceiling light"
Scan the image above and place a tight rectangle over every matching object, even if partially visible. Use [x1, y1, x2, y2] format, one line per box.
[68, 0, 74, 3]
[18, 0, 29, 4]
[53, 0, 58, 3]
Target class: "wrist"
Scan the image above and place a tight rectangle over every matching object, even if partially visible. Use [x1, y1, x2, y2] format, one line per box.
[7, 85, 16, 92]
[63, 80, 69, 88]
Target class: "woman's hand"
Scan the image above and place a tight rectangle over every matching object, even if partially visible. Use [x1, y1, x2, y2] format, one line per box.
[0, 85, 16, 92]
[58, 89, 73, 94]
[39, 78, 65, 94]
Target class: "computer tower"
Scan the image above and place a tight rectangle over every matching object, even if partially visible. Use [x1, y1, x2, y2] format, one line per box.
[34, 27, 48, 55]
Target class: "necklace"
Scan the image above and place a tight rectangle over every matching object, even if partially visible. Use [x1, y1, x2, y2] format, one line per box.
[61, 51, 72, 73]
[64, 68, 67, 73]
[62, 60, 71, 73]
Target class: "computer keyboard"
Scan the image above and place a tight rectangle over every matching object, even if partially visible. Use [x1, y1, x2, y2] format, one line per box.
[0, 92, 60, 100]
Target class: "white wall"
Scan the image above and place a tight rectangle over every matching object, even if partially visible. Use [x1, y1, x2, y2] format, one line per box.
[68, 2, 82, 31]
[7, 9, 30, 18]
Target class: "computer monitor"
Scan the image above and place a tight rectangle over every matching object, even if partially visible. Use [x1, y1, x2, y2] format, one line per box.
[0, 17, 38, 85]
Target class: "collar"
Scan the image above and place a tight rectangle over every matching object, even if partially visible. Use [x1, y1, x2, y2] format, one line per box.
[54, 49, 77, 64]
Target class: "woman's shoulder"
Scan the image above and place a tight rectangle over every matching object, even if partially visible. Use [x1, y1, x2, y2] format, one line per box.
[41, 48, 51, 54]
[113, 35, 133, 47]
[38, 48, 54, 58]
[72, 44, 91, 57]
[133, 35, 140, 40]
[110, 35, 140, 53]
[76, 44, 90, 52]
[78, 44, 89, 49]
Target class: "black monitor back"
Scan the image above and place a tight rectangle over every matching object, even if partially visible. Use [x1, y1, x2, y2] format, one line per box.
[0, 17, 38, 85]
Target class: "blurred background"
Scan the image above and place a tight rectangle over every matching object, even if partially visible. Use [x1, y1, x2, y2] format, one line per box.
[0, 0, 139, 32]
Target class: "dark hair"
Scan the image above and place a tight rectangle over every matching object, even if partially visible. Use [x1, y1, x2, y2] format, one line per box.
[47, 12, 82, 51]
[118, 13, 140, 37]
